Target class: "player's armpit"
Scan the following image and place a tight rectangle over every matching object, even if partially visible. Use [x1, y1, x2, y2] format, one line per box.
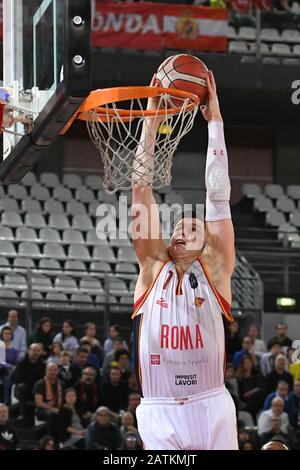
[205, 218, 235, 277]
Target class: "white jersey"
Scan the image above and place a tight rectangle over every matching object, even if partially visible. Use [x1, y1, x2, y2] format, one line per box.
[132, 257, 233, 399]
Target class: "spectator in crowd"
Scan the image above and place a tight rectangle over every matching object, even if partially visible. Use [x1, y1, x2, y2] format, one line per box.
[240, 440, 255, 450]
[128, 373, 139, 394]
[103, 325, 128, 356]
[238, 428, 252, 448]
[38, 435, 56, 450]
[228, 0, 256, 27]
[265, 354, 294, 394]
[127, 392, 141, 428]
[86, 406, 123, 450]
[260, 341, 282, 377]
[0, 404, 18, 450]
[74, 367, 101, 422]
[53, 320, 79, 357]
[226, 320, 242, 360]
[69, 347, 98, 387]
[267, 323, 292, 352]
[120, 411, 138, 435]
[263, 381, 289, 412]
[0, 327, 19, 404]
[79, 341, 101, 370]
[225, 362, 239, 398]
[112, 349, 132, 383]
[236, 354, 264, 420]
[80, 322, 103, 365]
[248, 324, 267, 357]
[288, 347, 300, 381]
[0, 310, 27, 357]
[234, 336, 259, 370]
[102, 367, 129, 413]
[273, 0, 292, 12]
[102, 338, 127, 379]
[58, 351, 74, 388]
[56, 388, 86, 449]
[258, 397, 289, 438]
[259, 416, 289, 447]
[122, 430, 143, 450]
[28, 317, 54, 358]
[13, 343, 45, 423]
[286, 379, 300, 427]
[47, 342, 63, 366]
[34, 362, 64, 435]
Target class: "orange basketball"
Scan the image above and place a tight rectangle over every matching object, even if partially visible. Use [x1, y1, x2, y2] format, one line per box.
[155, 54, 209, 107]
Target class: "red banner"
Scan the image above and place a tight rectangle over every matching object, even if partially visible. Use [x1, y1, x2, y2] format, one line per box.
[93, 2, 228, 52]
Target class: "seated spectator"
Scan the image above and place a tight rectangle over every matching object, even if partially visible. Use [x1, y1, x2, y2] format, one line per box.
[260, 341, 282, 377]
[58, 351, 74, 388]
[0, 327, 19, 405]
[127, 392, 141, 428]
[260, 416, 289, 447]
[286, 379, 300, 427]
[267, 323, 292, 353]
[128, 373, 139, 394]
[38, 435, 56, 450]
[273, 0, 292, 12]
[240, 440, 256, 450]
[0, 310, 27, 358]
[56, 388, 86, 449]
[234, 336, 259, 370]
[80, 322, 103, 366]
[69, 347, 99, 387]
[238, 428, 251, 448]
[112, 349, 132, 383]
[288, 348, 300, 381]
[258, 397, 289, 439]
[236, 355, 265, 420]
[248, 324, 267, 357]
[102, 367, 129, 413]
[122, 430, 143, 450]
[53, 320, 79, 357]
[120, 411, 138, 435]
[13, 343, 45, 423]
[263, 381, 289, 412]
[102, 338, 126, 379]
[265, 354, 294, 394]
[86, 406, 123, 450]
[34, 362, 65, 435]
[226, 320, 242, 360]
[28, 317, 54, 358]
[103, 325, 128, 356]
[74, 367, 101, 423]
[228, 0, 256, 27]
[0, 404, 18, 450]
[225, 363, 239, 398]
[47, 342, 63, 366]
[79, 341, 101, 370]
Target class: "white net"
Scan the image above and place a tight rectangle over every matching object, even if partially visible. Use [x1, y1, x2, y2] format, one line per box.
[84, 91, 198, 194]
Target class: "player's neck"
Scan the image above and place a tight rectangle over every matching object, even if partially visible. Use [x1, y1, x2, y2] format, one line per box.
[171, 257, 196, 276]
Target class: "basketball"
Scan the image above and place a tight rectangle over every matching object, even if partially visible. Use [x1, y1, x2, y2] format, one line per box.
[155, 54, 209, 107]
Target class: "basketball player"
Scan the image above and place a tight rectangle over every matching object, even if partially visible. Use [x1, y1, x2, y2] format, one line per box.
[131, 71, 238, 450]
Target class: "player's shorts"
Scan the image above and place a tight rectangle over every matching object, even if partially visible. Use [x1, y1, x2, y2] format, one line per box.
[136, 384, 238, 450]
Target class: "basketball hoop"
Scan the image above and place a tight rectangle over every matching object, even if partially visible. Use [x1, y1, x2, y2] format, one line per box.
[71, 86, 199, 194]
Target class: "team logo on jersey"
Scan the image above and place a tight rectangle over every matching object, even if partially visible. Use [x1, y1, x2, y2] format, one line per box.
[194, 297, 205, 308]
[150, 354, 161, 366]
[156, 298, 168, 308]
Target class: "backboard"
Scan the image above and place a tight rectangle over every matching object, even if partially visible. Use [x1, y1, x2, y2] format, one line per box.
[0, 0, 92, 183]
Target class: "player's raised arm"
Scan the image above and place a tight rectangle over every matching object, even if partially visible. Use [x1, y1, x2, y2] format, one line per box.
[131, 77, 168, 268]
[201, 71, 235, 278]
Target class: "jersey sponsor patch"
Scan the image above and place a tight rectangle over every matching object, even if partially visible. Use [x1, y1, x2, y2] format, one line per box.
[150, 354, 161, 365]
[194, 297, 205, 307]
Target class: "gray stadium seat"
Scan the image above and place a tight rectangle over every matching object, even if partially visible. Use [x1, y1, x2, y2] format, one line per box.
[289, 211, 300, 228]
[43, 243, 67, 260]
[115, 262, 137, 280]
[108, 278, 129, 296]
[90, 261, 112, 278]
[53, 185, 73, 202]
[287, 185, 300, 200]
[227, 26, 237, 40]
[93, 246, 116, 262]
[62, 229, 85, 245]
[76, 186, 95, 203]
[271, 43, 292, 56]
[68, 245, 91, 261]
[30, 184, 50, 201]
[283, 57, 300, 65]
[39, 228, 61, 244]
[265, 184, 284, 199]
[25, 213, 47, 229]
[276, 196, 296, 213]
[117, 246, 137, 263]
[0, 241, 17, 257]
[238, 26, 256, 41]
[65, 260, 87, 276]
[109, 235, 131, 247]
[44, 199, 64, 214]
[40, 172, 60, 188]
[16, 227, 37, 242]
[282, 29, 300, 43]
[72, 215, 94, 231]
[238, 411, 255, 427]
[63, 174, 82, 189]
[20, 172, 37, 187]
[262, 57, 281, 65]
[291, 1, 300, 13]
[277, 223, 297, 241]
[4, 273, 27, 291]
[38, 259, 61, 275]
[249, 42, 269, 55]
[66, 201, 86, 216]
[8, 184, 28, 200]
[293, 45, 300, 57]
[31, 274, 53, 292]
[85, 175, 103, 191]
[49, 214, 70, 230]
[266, 210, 286, 227]
[228, 41, 249, 54]
[19, 242, 41, 258]
[79, 276, 103, 294]
[98, 191, 118, 204]
[129, 280, 136, 294]
[55, 275, 78, 293]
[70, 293, 94, 310]
[45, 292, 70, 308]
[21, 291, 43, 300]
[290, 234, 300, 248]
[0, 288, 19, 306]
[21, 198, 42, 214]
[0, 227, 14, 241]
[2, 211, 23, 227]
[0, 257, 10, 273]
[260, 28, 280, 42]
[0, 198, 20, 212]
[14, 257, 35, 273]
[86, 229, 108, 246]
[242, 184, 261, 198]
[88, 201, 101, 216]
[95, 294, 118, 311]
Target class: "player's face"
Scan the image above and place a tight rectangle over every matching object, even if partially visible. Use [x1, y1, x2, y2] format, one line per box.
[170, 218, 205, 257]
